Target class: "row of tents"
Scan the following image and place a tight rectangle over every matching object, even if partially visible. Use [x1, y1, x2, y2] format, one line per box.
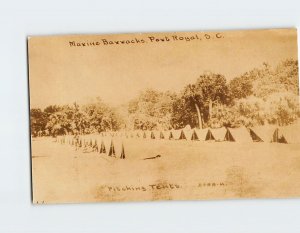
[56, 135, 126, 159]
[53, 124, 299, 160]
[97, 124, 300, 144]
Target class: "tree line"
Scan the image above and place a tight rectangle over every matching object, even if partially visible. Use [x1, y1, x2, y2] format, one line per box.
[30, 59, 300, 137]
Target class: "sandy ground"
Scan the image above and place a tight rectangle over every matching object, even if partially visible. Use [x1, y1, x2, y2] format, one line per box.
[31, 137, 300, 204]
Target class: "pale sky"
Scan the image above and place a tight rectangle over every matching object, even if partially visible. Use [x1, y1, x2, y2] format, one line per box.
[28, 29, 298, 109]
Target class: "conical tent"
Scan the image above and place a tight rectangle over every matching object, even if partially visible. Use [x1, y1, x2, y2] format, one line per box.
[93, 140, 98, 151]
[108, 140, 116, 156]
[135, 131, 141, 138]
[150, 131, 156, 139]
[225, 127, 253, 143]
[272, 128, 282, 143]
[210, 127, 227, 141]
[180, 130, 187, 139]
[193, 128, 210, 141]
[248, 128, 263, 142]
[151, 130, 162, 139]
[120, 144, 125, 159]
[248, 126, 277, 143]
[277, 123, 300, 143]
[169, 130, 179, 140]
[191, 129, 199, 140]
[224, 128, 235, 141]
[143, 131, 147, 139]
[144, 131, 152, 139]
[159, 131, 165, 139]
[168, 130, 175, 140]
[172, 129, 187, 140]
[182, 129, 193, 140]
[100, 140, 106, 154]
[205, 129, 215, 140]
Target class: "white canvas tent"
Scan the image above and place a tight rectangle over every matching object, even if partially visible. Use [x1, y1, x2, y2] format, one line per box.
[277, 123, 300, 143]
[190, 129, 199, 140]
[248, 126, 277, 143]
[168, 130, 175, 140]
[182, 129, 194, 140]
[149, 130, 165, 139]
[149, 130, 158, 139]
[171, 129, 187, 140]
[142, 131, 148, 139]
[210, 127, 227, 141]
[158, 131, 168, 139]
[225, 127, 253, 143]
[132, 130, 143, 138]
[194, 128, 215, 141]
[140, 130, 151, 139]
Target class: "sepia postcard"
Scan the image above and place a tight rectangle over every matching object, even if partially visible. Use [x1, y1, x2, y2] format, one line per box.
[28, 28, 300, 204]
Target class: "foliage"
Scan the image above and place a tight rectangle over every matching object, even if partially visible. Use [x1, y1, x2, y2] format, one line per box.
[128, 89, 176, 130]
[265, 92, 300, 126]
[229, 76, 253, 99]
[31, 100, 123, 137]
[172, 72, 231, 128]
[30, 59, 299, 136]
[230, 59, 299, 100]
[208, 93, 300, 128]
[30, 108, 47, 137]
[171, 97, 198, 129]
[82, 99, 123, 133]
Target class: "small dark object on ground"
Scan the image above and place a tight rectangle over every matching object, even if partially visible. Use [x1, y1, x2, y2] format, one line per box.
[143, 155, 161, 160]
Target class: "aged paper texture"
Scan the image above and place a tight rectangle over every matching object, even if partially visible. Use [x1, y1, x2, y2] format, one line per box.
[28, 29, 300, 204]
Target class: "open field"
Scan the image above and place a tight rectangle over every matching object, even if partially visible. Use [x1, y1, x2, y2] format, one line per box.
[31, 136, 300, 204]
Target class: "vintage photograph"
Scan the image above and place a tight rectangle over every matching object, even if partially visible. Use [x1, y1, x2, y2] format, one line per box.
[28, 29, 300, 204]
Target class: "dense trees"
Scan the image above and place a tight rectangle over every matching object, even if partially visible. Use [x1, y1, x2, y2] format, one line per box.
[82, 99, 123, 133]
[229, 60, 299, 99]
[171, 59, 299, 129]
[30, 59, 299, 136]
[225, 59, 299, 127]
[128, 89, 176, 130]
[30, 99, 123, 137]
[30, 108, 48, 137]
[176, 72, 231, 129]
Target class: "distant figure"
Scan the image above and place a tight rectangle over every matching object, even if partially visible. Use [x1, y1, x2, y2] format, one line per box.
[143, 155, 161, 160]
